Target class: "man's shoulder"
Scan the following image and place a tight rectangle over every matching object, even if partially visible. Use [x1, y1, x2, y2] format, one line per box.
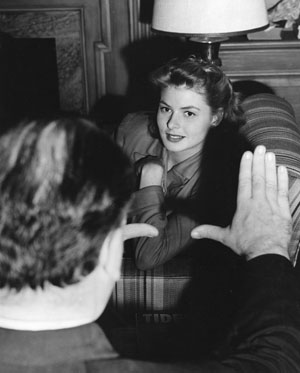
[86, 357, 161, 372]
[86, 356, 205, 373]
[0, 356, 179, 373]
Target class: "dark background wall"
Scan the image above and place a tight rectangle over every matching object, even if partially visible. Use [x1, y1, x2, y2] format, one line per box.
[0, 0, 299, 131]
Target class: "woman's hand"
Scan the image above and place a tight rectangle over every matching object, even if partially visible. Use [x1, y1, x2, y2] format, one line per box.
[139, 159, 164, 189]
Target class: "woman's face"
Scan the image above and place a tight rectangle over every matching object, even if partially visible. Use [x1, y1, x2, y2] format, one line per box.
[157, 85, 218, 163]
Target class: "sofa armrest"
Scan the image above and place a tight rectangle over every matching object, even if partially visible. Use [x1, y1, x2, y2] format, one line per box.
[241, 93, 300, 263]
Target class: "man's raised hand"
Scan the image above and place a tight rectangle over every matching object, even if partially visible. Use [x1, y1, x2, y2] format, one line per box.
[191, 145, 292, 261]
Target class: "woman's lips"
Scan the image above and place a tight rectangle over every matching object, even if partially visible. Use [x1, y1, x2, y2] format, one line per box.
[166, 133, 185, 142]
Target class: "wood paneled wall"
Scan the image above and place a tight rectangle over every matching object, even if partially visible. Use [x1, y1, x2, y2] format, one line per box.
[1, 0, 300, 124]
[221, 41, 300, 124]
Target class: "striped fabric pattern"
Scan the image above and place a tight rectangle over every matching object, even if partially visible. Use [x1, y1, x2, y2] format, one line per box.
[111, 93, 300, 319]
[110, 256, 192, 321]
[241, 94, 300, 178]
[241, 93, 300, 263]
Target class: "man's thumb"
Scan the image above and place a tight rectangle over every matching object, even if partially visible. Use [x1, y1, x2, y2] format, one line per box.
[122, 223, 158, 241]
[191, 224, 227, 244]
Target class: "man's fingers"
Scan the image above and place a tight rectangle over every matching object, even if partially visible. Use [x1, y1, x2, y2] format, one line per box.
[265, 152, 277, 205]
[252, 145, 266, 198]
[122, 223, 158, 241]
[191, 224, 228, 245]
[237, 151, 253, 206]
[277, 165, 291, 219]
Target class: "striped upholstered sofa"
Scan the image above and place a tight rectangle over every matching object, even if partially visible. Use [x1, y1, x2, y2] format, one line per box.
[108, 93, 300, 355]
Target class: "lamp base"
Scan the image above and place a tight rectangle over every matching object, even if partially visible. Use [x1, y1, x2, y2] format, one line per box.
[189, 37, 228, 66]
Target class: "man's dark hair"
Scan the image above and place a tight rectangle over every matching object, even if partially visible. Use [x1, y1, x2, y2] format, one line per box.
[0, 117, 134, 290]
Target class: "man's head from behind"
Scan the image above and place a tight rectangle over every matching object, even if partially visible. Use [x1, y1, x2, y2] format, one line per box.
[0, 117, 134, 293]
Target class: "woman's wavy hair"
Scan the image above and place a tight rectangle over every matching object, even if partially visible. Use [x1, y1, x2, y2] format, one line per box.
[0, 117, 134, 290]
[149, 55, 245, 137]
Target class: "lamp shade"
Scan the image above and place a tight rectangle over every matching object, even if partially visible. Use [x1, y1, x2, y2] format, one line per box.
[152, 0, 269, 37]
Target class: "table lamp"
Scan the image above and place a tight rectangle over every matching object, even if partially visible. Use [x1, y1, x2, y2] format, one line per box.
[151, 0, 269, 66]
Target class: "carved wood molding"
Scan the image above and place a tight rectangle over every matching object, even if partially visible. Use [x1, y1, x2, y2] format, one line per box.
[222, 40, 300, 51]
[127, 0, 152, 42]
[227, 71, 300, 78]
[94, 0, 111, 99]
[0, 7, 87, 112]
[221, 40, 300, 81]
[0, 0, 110, 113]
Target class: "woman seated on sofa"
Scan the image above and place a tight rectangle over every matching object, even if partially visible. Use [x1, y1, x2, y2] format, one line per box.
[116, 55, 251, 270]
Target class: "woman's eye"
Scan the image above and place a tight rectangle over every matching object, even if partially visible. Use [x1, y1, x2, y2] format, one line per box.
[160, 106, 171, 113]
[184, 111, 195, 117]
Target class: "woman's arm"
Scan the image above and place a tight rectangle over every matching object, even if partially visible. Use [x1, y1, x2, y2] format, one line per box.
[129, 185, 197, 270]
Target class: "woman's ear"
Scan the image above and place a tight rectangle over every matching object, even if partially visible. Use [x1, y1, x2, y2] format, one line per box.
[211, 108, 224, 127]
